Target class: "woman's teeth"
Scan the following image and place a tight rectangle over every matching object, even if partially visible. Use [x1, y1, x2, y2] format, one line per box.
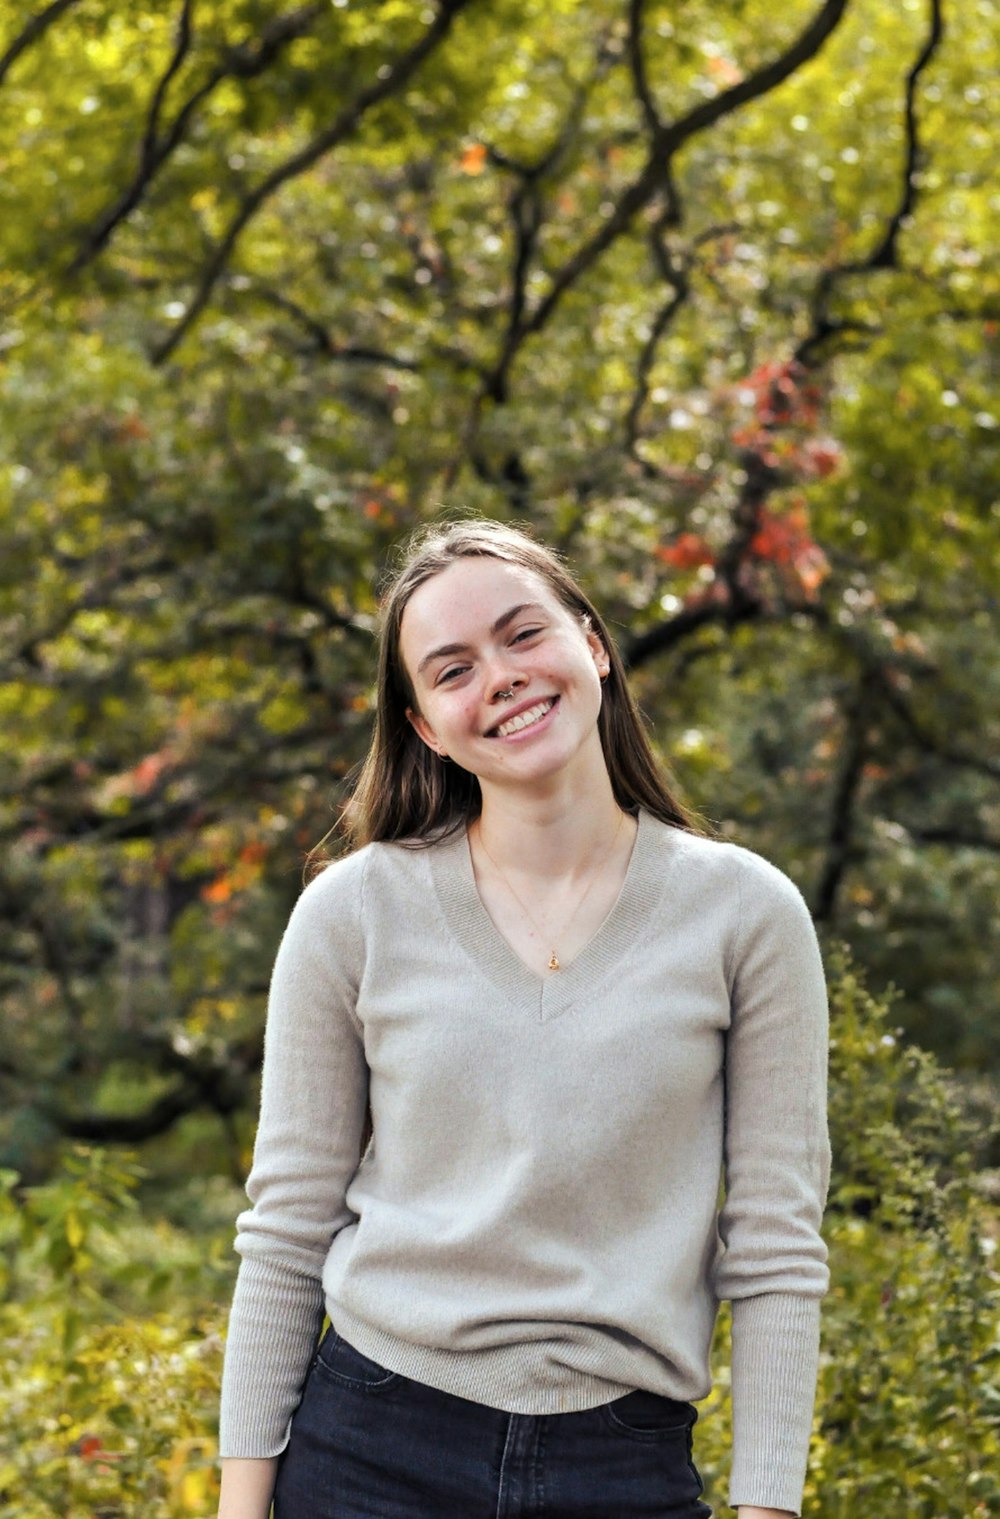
[495, 699, 555, 737]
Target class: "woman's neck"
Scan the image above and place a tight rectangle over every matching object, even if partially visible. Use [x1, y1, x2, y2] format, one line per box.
[474, 778, 631, 883]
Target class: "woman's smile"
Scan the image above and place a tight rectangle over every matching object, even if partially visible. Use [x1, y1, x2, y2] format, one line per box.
[486, 696, 559, 739]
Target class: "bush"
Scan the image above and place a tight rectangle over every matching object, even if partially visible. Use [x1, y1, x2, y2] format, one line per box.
[1, 948, 996, 1516]
[694, 944, 1000, 1516]
[0, 1148, 227, 1518]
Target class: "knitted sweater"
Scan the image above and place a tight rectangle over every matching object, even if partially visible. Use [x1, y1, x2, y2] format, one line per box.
[219, 810, 831, 1514]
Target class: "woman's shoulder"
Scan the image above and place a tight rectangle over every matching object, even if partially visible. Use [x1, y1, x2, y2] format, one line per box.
[645, 813, 813, 915]
[296, 832, 446, 909]
[298, 840, 373, 899]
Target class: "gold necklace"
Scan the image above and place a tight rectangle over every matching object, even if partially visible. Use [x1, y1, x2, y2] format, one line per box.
[474, 811, 626, 972]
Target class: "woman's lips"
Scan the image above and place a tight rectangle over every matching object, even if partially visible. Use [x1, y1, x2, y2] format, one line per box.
[488, 695, 558, 739]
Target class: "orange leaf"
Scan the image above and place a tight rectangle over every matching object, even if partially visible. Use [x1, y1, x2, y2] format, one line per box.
[707, 55, 743, 86]
[460, 143, 487, 175]
[795, 549, 831, 595]
[116, 413, 150, 442]
[129, 752, 170, 795]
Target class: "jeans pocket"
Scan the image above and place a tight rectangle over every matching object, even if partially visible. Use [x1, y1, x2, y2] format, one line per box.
[598, 1388, 697, 1440]
[313, 1327, 400, 1392]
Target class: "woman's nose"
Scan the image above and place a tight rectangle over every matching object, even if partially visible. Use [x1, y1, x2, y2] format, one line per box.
[484, 663, 525, 702]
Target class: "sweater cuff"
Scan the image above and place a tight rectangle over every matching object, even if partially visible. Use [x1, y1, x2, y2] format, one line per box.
[727, 1292, 821, 1515]
[218, 1255, 325, 1458]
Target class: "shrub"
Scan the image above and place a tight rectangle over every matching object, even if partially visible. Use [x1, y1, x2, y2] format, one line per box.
[1, 948, 996, 1516]
[694, 944, 1000, 1516]
[0, 1148, 226, 1518]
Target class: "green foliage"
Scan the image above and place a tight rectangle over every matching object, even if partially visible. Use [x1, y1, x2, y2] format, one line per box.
[1, 0, 998, 1284]
[0, 1148, 230, 1518]
[1, 3, 998, 1507]
[693, 946, 1000, 1516]
[1, 957, 995, 1515]
[815, 946, 1000, 1517]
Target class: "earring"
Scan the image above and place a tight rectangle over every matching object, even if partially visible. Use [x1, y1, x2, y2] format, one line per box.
[438, 752, 451, 763]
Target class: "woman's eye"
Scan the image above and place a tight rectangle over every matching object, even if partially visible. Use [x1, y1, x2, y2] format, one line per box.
[438, 665, 468, 684]
[512, 627, 542, 644]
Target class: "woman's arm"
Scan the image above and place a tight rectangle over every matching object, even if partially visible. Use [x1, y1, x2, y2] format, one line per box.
[217, 1456, 279, 1519]
[219, 853, 370, 1460]
[715, 850, 831, 1515]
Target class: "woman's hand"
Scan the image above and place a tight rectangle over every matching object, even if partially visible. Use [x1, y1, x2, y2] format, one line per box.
[736, 1508, 796, 1518]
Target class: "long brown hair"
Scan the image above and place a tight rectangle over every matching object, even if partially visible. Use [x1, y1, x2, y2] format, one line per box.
[325, 519, 711, 853]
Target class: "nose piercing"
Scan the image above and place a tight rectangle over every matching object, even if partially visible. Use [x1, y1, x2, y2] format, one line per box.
[496, 687, 515, 700]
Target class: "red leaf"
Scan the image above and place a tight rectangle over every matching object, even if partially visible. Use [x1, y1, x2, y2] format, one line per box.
[655, 532, 715, 569]
[801, 438, 843, 478]
[749, 506, 830, 595]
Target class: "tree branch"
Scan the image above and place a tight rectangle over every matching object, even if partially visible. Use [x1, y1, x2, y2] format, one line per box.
[151, 0, 473, 365]
[796, 0, 944, 363]
[624, 219, 689, 453]
[40, 1028, 264, 1142]
[624, 596, 763, 668]
[874, 673, 1000, 783]
[521, 0, 850, 348]
[138, 0, 197, 185]
[865, 0, 944, 270]
[0, 0, 82, 88]
[904, 825, 1000, 853]
[480, 34, 620, 407]
[69, 3, 325, 274]
[627, 0, 663, 135]
[813, 670, 877, 921]
[624, 221, 740, 459]
[249, 283, 420, 368]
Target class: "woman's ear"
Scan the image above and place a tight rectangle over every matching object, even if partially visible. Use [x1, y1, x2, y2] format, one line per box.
[406, 706, 446, 757]
[585, 623, 611, 680]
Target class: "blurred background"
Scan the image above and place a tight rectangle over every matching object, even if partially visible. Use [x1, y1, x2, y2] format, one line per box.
[1, 1, 997, 1514]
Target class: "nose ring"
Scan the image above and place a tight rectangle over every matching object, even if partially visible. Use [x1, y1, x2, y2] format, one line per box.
[496, 687, 515, 700]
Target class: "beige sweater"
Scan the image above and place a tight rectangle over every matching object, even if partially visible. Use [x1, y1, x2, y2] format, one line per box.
[220, 810, 831, 1514]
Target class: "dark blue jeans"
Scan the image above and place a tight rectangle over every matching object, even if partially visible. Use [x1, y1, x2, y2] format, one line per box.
[272, 1326, 713, 1518]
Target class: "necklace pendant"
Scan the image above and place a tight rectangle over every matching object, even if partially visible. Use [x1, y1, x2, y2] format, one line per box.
[548, 950, 560, 972]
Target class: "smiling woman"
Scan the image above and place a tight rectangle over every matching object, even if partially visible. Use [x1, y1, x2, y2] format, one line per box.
[346, 519, 698, 851]
[216, 519, 831, 1519]
[401, 558, 611, 802]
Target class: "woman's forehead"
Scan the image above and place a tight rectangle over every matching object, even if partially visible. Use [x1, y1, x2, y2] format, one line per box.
[399, 557, 563, 661]
[404, 557, 559, 627]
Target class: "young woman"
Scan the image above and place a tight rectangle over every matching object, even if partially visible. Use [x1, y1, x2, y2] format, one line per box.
[217, 519, 830, 1519]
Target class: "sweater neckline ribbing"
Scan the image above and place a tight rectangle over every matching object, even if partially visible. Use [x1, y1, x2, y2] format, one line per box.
[427, 808, 686, 1022]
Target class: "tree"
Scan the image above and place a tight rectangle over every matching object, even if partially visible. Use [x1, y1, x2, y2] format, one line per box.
[1, 0, 997, 1169]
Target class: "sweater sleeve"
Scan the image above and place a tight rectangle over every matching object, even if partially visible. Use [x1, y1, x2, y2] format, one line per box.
[218, 851, 370, 1458]
[713, 849, 831, 1515]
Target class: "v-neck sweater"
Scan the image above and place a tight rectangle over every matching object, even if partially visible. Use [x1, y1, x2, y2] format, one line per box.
[219, 811, 831, 1515]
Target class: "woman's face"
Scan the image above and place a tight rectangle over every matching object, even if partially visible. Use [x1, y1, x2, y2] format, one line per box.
[398, 556, 610, 797]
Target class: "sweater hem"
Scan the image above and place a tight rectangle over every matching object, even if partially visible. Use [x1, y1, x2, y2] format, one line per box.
[329, 1307, 656, 1415]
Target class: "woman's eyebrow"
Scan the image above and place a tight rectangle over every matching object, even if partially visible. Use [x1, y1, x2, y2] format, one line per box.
[416, 602, 546, 675]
